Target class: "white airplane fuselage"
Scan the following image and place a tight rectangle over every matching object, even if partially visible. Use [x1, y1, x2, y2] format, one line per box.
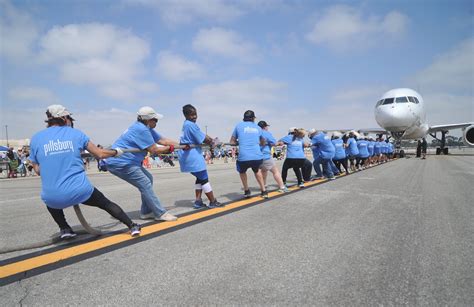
[374, 88, 429, 140]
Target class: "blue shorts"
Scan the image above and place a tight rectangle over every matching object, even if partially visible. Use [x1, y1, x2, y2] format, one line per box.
[236, 160, 263, 174]
[191, 170, 208, 184]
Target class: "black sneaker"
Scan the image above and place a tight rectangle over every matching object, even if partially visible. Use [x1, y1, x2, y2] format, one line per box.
[261, 191, 269, 199]
[244, 189, 251, 198]
[60, 228, 77, 239]
[208, 200, 224, 208]
[130, 223, 141, 236]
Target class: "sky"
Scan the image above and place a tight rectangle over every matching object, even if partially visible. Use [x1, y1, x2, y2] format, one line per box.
[1, 0, 473, 145]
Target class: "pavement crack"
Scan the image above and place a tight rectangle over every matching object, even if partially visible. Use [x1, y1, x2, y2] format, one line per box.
[18, 278, 30, 307]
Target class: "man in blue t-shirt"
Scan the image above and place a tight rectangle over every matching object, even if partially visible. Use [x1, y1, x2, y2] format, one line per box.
[309, 129, 336, 180]
[30, 105, 141, 239]
[106, 106, 179, 222]
[230, 110, 268, 198]
[178, 104, 223, 209]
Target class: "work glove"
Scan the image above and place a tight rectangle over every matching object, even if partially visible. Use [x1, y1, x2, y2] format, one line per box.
[113, 148, 124, 157]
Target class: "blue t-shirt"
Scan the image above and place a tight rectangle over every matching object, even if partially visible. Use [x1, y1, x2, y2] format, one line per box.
[280, 135, 305, 159]
[232, 121, 263, 161]
[387, 142, 394, 153]
[30, 126, 94, 209]
[347, 137, 359, 156]
[374, 141, 382, 154]
[368, 141, 375, 156]
[332, 139, 346, 160]
[311, 132, 335, 159]
[178, 120, 206, 172]
[357, 140, 370, 158]
[261, 130, 276, 160]
[106, 121, 162, 167]
[381, 142, 388, 154]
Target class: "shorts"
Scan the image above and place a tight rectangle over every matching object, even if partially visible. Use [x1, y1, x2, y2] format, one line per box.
[260, 158, 275, 171]
[236, 160, 263, 174]
[191, 170, 209, 183]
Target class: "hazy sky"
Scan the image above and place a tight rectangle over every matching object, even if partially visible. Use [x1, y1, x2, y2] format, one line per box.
[1, 0, 473, 145]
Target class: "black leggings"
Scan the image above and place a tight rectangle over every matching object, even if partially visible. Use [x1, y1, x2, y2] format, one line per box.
[333, 158, 349, 173]
[282, 158, 306, 184]
[47, 188, 133, 230]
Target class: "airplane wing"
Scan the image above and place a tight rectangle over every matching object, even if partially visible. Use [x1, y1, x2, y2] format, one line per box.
[322, 128, 386, 134]
[429, 122, 474, 133]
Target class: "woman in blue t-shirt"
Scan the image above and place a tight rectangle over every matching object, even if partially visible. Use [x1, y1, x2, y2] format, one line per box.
[178, 104, 223, 209]
[345, 131, 359, 172]
[277, 128, 308, 188]
[106, 106, 179, 222]
[30, 105, 141, 239]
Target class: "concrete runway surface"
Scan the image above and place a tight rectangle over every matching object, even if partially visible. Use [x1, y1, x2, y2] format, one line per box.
[1, 155, 473, 305]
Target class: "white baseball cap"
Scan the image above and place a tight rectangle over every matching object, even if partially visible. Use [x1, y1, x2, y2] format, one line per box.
[137, 106, 164, 120]
[308, 128, 317, 135]
[47, 105, 72, 118]
[288, 127, 296, 133]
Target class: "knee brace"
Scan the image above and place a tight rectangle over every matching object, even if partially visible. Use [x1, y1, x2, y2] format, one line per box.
[201, 182, 212, 193]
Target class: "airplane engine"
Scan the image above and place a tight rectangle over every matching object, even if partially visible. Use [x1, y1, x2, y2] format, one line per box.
[463, 125, 474, 146]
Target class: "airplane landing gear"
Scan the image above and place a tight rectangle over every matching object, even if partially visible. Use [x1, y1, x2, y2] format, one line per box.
[430, 131, 449, 155]
[436, 147, 449, 155]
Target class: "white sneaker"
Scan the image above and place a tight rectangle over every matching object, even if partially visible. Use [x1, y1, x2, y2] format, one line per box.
[157, 212, 177, 221]
[140, 212, 155, 220]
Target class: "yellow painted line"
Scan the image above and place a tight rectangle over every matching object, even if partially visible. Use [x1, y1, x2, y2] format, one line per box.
[1, 191, 283, 279]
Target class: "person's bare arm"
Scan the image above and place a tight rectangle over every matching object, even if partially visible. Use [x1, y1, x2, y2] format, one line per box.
[229, 136, 238, 145]
[157, 137, 179, 146]
[87, 141, 120, 159]
[147, 143, 174, 155]
[32, 163, 40, 176]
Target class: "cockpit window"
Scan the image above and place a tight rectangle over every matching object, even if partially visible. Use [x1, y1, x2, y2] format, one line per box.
[413, 97, 420, 104]
[382, 98, 394, 105]
[408, 96, 416, 103]
[396, 96, 409, 103]
[376, 99, 384, 107]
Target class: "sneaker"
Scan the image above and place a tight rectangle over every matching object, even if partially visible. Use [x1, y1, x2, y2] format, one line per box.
[156, 212, 177, 221]
[298, 183, 305, 188]
[193, 199, 206, 209]
[244, 189, 251, 198]
[313, 176, 324, 180]
[208, 200, 224, 208]
[261, 191, 269, 199]
[277, 187, 290, 193]
[130, 223, 141, 236]
[328, 177, 336, 180]
[140, 212, 155, 220]
[60, 228, 77, 239]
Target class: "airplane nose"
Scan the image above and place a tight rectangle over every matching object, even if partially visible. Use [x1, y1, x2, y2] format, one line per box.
[375, 105, 414, 131]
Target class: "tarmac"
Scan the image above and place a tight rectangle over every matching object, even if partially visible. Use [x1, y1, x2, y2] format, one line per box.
[1, 153, 473, 305]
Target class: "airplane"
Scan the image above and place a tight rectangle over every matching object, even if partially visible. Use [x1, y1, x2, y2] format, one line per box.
[370, 88, 473, 156]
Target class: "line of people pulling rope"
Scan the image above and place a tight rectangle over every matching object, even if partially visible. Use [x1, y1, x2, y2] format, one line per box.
[29, 104, 394, 240]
